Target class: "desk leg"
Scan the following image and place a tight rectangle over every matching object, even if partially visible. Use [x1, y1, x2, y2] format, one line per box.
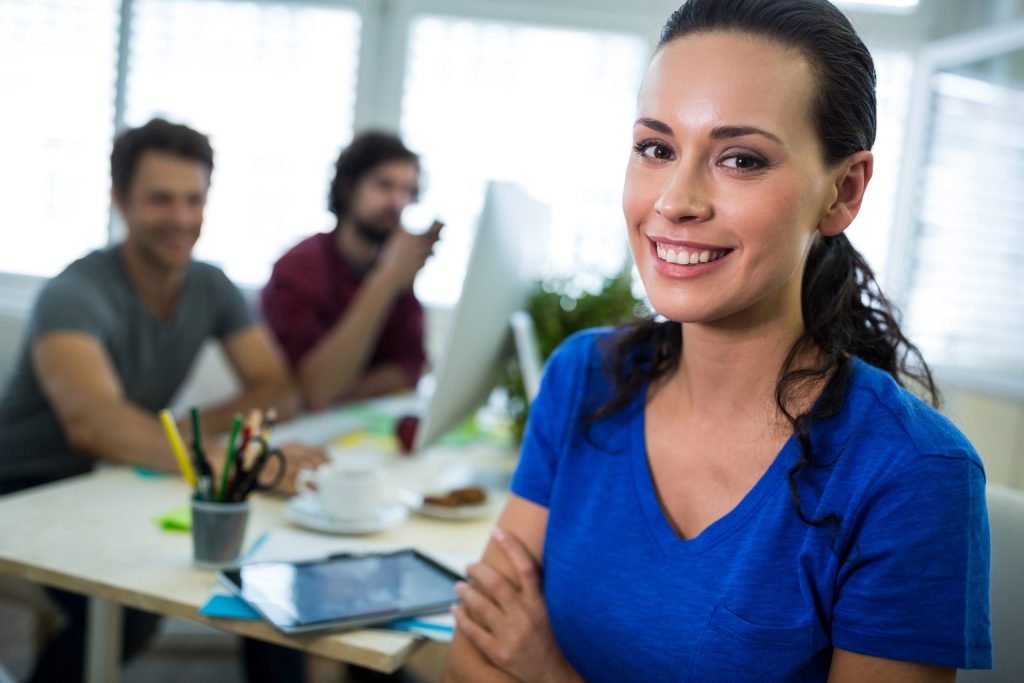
[86, 597, 122, 683]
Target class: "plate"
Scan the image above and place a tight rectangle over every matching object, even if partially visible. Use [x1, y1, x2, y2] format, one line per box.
[398, 488, 501, 521]
[283, 495, 408, 535]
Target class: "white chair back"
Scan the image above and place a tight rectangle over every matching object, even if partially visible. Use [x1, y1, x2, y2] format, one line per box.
[959, 483, 1024, 682]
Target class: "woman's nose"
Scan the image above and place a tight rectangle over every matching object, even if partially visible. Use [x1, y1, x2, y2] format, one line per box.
[654, 162, 713, 224]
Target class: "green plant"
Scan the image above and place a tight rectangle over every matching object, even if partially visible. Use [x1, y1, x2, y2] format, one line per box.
[501, 265, 649, 441]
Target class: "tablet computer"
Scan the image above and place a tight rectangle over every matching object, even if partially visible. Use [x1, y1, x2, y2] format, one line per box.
[217, 549, 463, 634]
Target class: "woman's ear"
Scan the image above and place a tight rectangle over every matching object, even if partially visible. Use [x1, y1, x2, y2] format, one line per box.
[819, 150, 873, 237]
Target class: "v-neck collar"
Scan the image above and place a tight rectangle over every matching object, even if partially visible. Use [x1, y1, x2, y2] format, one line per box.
[629, 385, 798, 559]
[113, 247, 192, 328]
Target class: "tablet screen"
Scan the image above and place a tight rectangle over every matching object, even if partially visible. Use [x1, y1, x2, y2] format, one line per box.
[220, 549, 462, 633]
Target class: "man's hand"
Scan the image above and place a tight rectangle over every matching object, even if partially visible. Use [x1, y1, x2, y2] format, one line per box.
[267, 441, 329, 495]
[375, 220, 444, 291]
[451, 527, 582, 683]
[207, 439, 328, 498]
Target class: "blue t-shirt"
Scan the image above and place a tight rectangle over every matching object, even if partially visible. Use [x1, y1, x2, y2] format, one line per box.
[511, 329, 991, 682]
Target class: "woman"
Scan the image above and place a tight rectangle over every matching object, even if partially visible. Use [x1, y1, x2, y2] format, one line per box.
[444, 0, 991, 681]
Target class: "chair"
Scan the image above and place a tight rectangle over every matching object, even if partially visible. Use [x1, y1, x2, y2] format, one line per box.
[959, 483, 1024, 682]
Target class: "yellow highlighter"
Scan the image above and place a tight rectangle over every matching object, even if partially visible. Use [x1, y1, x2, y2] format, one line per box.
[159, 409, 198, 488]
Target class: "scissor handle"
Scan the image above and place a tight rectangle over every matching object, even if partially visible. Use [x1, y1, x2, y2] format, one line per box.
[249, 448, 288, 492]
[230, 444, 287, 501]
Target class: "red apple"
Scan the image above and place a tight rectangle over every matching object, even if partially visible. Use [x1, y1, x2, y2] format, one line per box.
[395, 415, 419, 454]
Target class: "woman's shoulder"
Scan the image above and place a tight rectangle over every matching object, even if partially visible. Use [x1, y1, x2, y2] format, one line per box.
[843, 357, 982, 471]
[547, 326, 616, 369]
[535, 327, 620, 407]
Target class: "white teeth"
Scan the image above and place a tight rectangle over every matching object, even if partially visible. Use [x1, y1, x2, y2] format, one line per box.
[655, 242, 727, 266]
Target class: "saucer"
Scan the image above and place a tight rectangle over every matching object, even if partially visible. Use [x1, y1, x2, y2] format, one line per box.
[398, 488, 501, 521]
[283, 495, 408, 535]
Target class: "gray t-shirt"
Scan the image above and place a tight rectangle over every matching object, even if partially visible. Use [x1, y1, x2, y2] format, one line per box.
[0, 247, 253, 482]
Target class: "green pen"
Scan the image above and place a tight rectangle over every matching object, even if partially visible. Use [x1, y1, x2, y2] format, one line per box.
[219, 414, 243, 502]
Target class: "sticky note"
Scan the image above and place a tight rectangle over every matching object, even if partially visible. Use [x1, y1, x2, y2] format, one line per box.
[155, 504, 191, 531]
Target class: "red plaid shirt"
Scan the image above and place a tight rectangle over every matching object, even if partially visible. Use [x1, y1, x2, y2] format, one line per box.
[261, 231, 426, 384]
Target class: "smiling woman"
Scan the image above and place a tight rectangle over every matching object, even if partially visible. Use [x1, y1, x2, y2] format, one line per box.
[443, 1, 991, 682]
[625, 30, 848, 328]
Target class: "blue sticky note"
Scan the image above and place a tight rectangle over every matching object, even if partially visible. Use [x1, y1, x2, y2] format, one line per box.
[387, 617, 454, 634]
[199, 594, 261, 620]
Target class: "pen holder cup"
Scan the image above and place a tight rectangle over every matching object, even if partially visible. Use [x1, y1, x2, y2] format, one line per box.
[191, 499, 251, 570]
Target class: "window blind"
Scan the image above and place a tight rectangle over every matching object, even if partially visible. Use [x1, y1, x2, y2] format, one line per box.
[851, 49, 913, 279]
[905, 71, 1024, 378]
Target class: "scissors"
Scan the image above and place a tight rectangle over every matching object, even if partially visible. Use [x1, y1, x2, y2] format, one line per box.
[229, 436, 287, 501]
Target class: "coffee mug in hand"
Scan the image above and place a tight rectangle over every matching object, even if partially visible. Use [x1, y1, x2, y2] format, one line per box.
[296, 463, 387, 521]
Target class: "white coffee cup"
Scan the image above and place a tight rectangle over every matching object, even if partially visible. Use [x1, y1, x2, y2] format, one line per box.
[296, 463, 387, 521]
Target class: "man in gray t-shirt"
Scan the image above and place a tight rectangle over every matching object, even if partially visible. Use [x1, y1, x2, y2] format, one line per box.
[0, 119, 324, 683]
[0, 119, 325, 490]
[0, 247, 253, 481]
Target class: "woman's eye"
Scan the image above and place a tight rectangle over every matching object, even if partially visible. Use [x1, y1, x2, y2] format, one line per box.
[634, 141, 673, 161]
[720, 153, 767, 171]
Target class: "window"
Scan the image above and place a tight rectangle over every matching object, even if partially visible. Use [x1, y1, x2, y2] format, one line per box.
[0, 0, 119, 277]
[904, 70, 1024, 378]
[124, 0, 362, 286]
[400, 15, 649, 306]
[848, 49, 913, 279]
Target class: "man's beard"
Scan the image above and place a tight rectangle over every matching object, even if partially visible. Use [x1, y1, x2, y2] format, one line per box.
[352, 213, 400, 246]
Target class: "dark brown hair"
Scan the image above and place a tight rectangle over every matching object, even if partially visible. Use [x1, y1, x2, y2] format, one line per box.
[328, 131, 419, 218]
[110, 118, 213, 197]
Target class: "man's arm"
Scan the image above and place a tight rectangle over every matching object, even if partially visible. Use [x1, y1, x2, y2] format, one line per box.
[344, 364, 418, 402]
[34, 327, 321, 488]
[299, 224, 440, 410]
[201, 325, 301, 431]
[33, 331, 191, 471]
[298, 269, 408, 410]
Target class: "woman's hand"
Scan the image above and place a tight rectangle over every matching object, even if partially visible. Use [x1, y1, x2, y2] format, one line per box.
[452, 527, 582, 683]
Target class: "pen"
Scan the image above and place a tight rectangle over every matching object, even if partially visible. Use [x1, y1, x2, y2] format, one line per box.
[261, 407, 277, 442]
[190, 407, 214, 500]
[226, 423, 252, 501]
[158, 409, 197, 488]
[241, 409, 263, 470]
[219, 414, 243, 502]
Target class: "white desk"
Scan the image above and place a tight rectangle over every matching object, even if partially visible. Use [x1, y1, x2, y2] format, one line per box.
[0, 453, 509, 682]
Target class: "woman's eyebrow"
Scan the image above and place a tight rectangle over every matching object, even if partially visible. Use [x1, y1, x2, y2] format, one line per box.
[710, 125, 783, 146]
[634, 117, 673, 135]
[635, 119, 784, 147]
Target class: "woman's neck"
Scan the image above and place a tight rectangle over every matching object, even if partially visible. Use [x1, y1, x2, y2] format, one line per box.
[661, 306, 813, 430]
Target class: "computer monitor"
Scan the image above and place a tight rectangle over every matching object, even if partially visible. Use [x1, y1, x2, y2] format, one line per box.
[413, 181, 550, 451]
